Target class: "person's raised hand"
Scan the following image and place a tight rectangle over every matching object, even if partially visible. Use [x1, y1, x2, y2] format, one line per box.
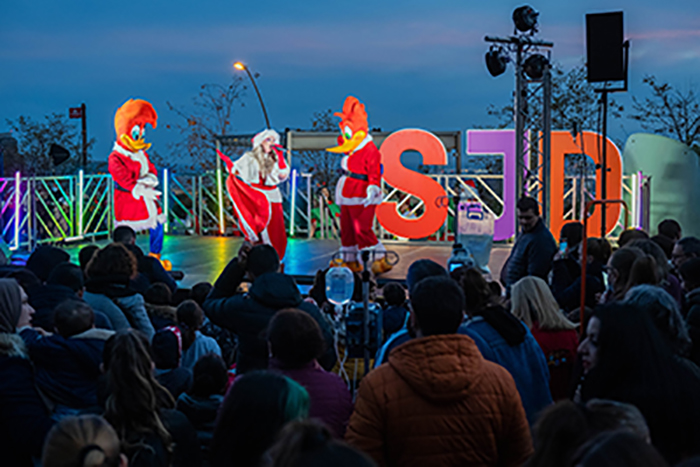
[238, 241, 253, 268]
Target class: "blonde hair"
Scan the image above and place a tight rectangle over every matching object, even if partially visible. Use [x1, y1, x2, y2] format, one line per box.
[42, 415, 122, 467]
[511, 276, 576, 331]
[250, 144, 278, 181]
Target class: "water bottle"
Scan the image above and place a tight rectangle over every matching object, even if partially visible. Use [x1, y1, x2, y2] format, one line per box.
[326, 266, 355, 306]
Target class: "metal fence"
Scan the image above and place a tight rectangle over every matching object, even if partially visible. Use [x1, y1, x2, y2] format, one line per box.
[0, 169, 649, 249]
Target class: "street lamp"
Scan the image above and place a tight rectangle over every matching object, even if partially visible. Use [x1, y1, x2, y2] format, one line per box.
[233, 61, 271, 129]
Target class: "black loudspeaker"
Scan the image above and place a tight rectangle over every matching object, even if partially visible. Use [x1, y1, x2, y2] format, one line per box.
[49, 143, 70, 166]
[586, 11, 625, 83]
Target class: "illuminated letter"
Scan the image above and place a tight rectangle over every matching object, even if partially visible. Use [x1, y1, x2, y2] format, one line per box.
[377, 129, 448, 239]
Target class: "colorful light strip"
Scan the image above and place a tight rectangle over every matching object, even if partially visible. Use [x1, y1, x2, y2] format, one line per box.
[289, 169, 297, 236]
[216, 164, 225, 235]
[13, 171, 20, 250]
[163, 168, 169, 234]
[78, 169, 84, 237]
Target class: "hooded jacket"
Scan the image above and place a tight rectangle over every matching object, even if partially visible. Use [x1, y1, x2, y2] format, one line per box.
[204, 259, 336, 374]
[346, 334, 533, 467]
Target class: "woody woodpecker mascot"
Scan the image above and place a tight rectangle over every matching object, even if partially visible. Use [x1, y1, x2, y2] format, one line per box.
[327, 96, 391, 274]
[108, 98, 169, 268]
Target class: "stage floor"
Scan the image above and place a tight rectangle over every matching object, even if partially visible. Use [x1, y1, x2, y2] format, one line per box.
[63, 235, 512, 288]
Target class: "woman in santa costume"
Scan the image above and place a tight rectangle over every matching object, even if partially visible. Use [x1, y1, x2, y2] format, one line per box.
[108, 98, 168, 265]
[217, 129, 290, 259]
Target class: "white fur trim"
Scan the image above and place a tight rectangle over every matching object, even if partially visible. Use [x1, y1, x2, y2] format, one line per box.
[0, 333, 28, 358]
[116, 217, 160, 232]
[351, 133, 373, 154]
[72, 328, 115, 341]
[112, 143, 151, 178]
[252, 129, 280, 149]
[341, 157, 349, 171]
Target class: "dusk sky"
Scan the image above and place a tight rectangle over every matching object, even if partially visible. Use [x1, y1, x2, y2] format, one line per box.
[2, 0, 699, 167]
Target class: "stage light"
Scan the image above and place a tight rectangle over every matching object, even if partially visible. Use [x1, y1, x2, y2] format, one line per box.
[523, 53, 548, 79]
[512, 5, 539, 32]
[290, 169, 297, 237]
[485, 46, 508, 77]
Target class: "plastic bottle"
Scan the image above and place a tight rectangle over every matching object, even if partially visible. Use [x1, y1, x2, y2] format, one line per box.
[325, 266, 355, 306]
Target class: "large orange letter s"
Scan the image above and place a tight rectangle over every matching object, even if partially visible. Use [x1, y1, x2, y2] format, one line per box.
[376, 129, 448, 239]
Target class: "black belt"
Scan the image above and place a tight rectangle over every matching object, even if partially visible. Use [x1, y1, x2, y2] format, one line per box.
[114, 184, 129, 193]
[345, 171, 368, 182]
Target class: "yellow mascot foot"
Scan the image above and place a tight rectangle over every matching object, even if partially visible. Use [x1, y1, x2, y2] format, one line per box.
[330, 258, 363, 273]
[371, 257, 393, 275]
[149, 252, 172, 271]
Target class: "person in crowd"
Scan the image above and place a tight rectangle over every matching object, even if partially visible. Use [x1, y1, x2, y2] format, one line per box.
[658, 219, 682, 243]
[145, 282, 177, 329]
[374, 259, 449, 364]
[263, 420, 376, 467]
[177, 354, 227, 454]
[456, 267, 552, 425]
[673, 237, 700, 272]
[679, 258, 700, 363]
[190, 280, 235, 365]
[103, 329, 201, 467]
[42, 414, 127, 467]
[177, 300, 221, 370]
[20, 300, 114, 412]
[203, 243, 335, 374]
[83, 243, 154, 338]
[577, 303, 700, 463]
[601, 246, 648, 303]
[617, 228, 650, 248]
[151, 327, 193, 400]
[585, 398, 651, 443]
[550, 222, 584, 287]
[511, 276, 579, 400]
[551, 237, 610, 312]
[651, 235, 674, 260]
[380, 282, 409, 337]
[25, 244, 70, 283]
[624, 285, 692, 358]
[113, 225, 177, 293]
[0, 278, 55, 467]
[346, 276, 533, 466]
[267, 308, 353, 438]
[502, 196, 558, 292]
[628, 239, 684, 306]
[571, 430, 668, 467]
[191, 282, 213, 307]
[210, 371, 309, 467]
[79, 245, 100, 274]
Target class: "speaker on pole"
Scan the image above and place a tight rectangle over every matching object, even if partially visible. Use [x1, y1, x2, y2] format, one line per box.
[586, 11, 625, 83]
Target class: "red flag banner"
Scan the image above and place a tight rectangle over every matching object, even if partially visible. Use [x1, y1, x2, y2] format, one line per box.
[69, 107, 83, 119]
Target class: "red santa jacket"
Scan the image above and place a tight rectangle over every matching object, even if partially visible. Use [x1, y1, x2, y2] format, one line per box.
[108, 143, 164, 231]
[336, 138, 382, 206]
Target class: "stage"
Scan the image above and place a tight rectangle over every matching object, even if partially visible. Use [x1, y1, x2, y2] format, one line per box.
[62, 235, 512, 288]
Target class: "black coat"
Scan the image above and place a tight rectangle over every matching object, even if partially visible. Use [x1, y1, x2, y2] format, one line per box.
[686, 289, 700, 366]
[203, 258, 336, 374]
[504, 218, 558, 290]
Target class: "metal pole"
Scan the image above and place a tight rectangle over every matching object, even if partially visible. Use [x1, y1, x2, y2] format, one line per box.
[81, 103, 87, 169]
[542, 62, 552, 228]
[514, 43, 525, 235]
[361, 250, 371, 376]
[600, 91, 608, 238]
[215, 139, 225, 235]
[244, 67, 271, 129]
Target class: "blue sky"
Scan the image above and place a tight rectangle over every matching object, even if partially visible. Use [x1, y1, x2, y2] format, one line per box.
[2, 0, 699, 166]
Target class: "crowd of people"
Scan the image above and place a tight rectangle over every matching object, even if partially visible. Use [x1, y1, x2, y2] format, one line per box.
[3, 202, 700, 466]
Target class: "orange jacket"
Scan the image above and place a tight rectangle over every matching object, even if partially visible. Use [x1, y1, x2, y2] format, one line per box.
[346, 334, 533, 467]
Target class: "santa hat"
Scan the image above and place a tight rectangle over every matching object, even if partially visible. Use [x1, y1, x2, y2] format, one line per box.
[252, 129, 280, 149]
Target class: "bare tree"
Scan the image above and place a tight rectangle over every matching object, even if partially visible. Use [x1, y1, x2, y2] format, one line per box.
[296, 109, 343, 191]
[629, 75, 700, 147]
[4, 113, 95, 175]
[166, 77, 247, 172]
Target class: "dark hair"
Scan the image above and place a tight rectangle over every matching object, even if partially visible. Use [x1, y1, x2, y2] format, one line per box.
[582, 303, 700, 462]
[54, 300, 94, 338]
[191, 282, 213, 307]
[144, 283, 172, 306]
[560, 222, 584, 247]
[151, 328, 180, 369]
[658, 219, 681, 241]
[47, 263, 85, 293]
[79, 245, 100, 272]
[176, 300, 204, 351]
[264, 419, 377, 467]
[585, 399, 650, 442]
[112, 225, 136, 244]
[651, 235, 674, 260]
[528, 400, 590, 467]
[382, 283, 406, 307]
[248, 244, 280, 278]
[210, 371, 309, 467]
[7, 268, 41, 292]
[42, 415, 122, 467]
[308, 268, 330, 309]
[406, 259, 448, 294]
[628, 239, 670, 278]
[587, 238, 612, 264]
[268, 309, 325, 369]
[618, 228, 649, 248]
[86, 243, 137, 280]
[572, 430, 668, 467]
[677, 237, 700, 258]
[517, 196, 540, 215]
[26, 245, 70, 283]
[190, 354, 228, 398]
[103, 330, 174, 458]
[453, 266, 491, 315]
[680, 257, 700, 291]
[608, 247, 646, 300]
[410, 276, 464, 335]
[627, 255, 660, 289]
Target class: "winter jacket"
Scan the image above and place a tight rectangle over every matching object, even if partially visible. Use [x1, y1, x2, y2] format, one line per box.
[504, 218, 558, 290]
[29, 284, 113, 331]
[20, 327, 114, 408]
[203, 257, 336, 374]
[146, 303, 178, 330]
[459, 316, 553, 425]
[181, 331, 221, 370]
[382, 305, 409, 337]
[346, 334, 533, 467]
[270, 358, 353, 438]
[550, 259, 605, 312]
[0, 333, 54, 467]
[686, 289, 700, 366]
[84, 275, 154, 339]
[530, 323, 579, 401]
[176, 393, 223, 451]
[155, 367, 193, 400]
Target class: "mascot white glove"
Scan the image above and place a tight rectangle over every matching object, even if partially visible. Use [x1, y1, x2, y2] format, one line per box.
[363, 185, 382, 207]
